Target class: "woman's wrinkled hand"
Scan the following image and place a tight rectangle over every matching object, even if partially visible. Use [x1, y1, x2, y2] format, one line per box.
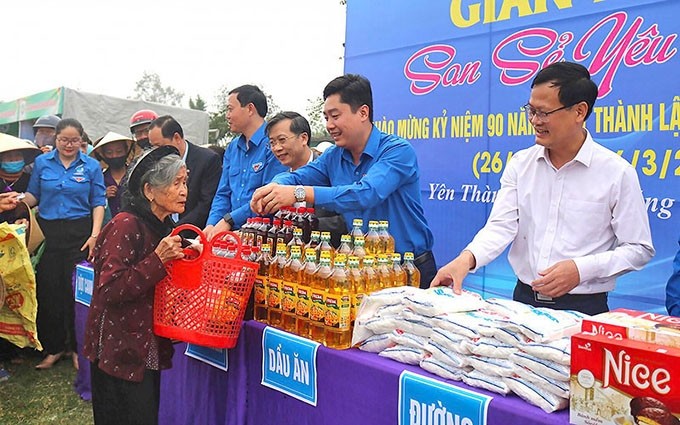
[155, 235, 185, 263]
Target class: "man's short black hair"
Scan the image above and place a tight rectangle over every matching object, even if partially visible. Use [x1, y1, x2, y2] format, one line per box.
[265, 111, 311, 141]
[323, 74, 374, 122]
[531, 62, 598, 120]
[149, 115, 184, 140]
[229, 85, 268, 118]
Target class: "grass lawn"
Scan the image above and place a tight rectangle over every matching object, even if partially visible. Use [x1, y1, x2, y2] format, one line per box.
[0, 355, 93, 425]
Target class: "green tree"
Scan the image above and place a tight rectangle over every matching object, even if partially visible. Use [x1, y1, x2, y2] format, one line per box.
[306, 96, 329, 139]
[132, 72, 184, 106]
[189, 95, 207, 111]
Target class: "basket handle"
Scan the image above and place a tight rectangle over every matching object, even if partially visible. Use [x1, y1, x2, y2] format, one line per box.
[210, 231, 243, 258]
[170, 224, 209, 263]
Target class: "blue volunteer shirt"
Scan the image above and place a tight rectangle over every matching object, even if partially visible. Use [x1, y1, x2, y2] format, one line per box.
[273, 126, 434, 255]
[27, 150, 106, 220]
[207, 123, 287, 228]
[666, 234, 680, 317]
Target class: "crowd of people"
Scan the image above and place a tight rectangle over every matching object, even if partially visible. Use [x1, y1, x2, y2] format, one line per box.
[0, 63, 677, 424]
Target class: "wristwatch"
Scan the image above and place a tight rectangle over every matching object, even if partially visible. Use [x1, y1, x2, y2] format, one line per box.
[223, 213, 235, 228]
[294, 185, 306, 203]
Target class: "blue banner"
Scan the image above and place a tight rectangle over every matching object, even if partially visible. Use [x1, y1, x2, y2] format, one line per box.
[399, 371, 492, 425]
[184, 344, 229, 372]
[261, 326, 320, 406]
[345, 0, 680, 313]
[74, 263, 94, 307]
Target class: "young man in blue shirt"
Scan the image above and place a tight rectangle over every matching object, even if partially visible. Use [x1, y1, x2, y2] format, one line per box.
[251, 74, 436, 287]
[204, 85, 286, 239]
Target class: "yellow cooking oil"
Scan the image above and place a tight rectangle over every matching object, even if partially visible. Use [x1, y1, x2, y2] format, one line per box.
[296, 249, 317, 338]
[364, 220, 381, 255]
[254, 243, 272, 323]
[324, 255, 352, 349]
[362, 255, 380, 294]
[348, 256, 366, 328]
[309, 253, 332, 345]
[267, 244, 287, 327]
[376, 254, 394, 289]
[281, 246, 302, 334]
[403, 252, 421, 288]
[378, 220, 395, 254]
[391, 253, 407, 287]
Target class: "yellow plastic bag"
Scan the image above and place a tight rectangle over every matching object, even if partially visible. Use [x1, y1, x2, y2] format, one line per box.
[0, 222, 42, 350]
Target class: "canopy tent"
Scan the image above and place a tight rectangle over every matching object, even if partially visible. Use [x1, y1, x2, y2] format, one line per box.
[0, 87, 210, 145]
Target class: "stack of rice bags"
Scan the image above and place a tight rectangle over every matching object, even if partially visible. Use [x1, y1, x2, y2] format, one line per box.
[352, 288, 587, 413]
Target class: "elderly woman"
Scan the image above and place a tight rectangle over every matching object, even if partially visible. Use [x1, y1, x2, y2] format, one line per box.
[83, 146, 188, 425]
[23, 118, 106, 370]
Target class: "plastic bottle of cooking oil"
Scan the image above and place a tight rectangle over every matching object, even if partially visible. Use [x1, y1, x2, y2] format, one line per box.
[364, 220, 381, 255]
[362, 255, 380, 294]
[351, 235, 367, 266]
[267, 244, 287, 327]
[296, 249, 317, 338]
[254, 243, 273, 323]
[403, 252, 421, 288]
[337, 234, 353, 256]
[309, 253, 332, 345]
[378, 220, 395, 254]
[376, 254, 394, 289]
[350, 218, 364, 245]
[324, 255, 352, 349]
[305, 230, 320, 254]
[281, 246, 302, 333]
[315, 231, 335, 262]
[348, 256, 366, 328]
[391, 253, 407, 287]
[287, 227, 305, 256]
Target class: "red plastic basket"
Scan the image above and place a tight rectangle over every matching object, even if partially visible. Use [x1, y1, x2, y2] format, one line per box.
[153, 225, 258, 349]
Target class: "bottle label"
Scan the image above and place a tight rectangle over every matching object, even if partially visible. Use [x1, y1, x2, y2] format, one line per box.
[296, 285, 311, 319]
[254, 276, 268, 306]
[309, 290, 326, 324]
[267, 279, 282, 309]
[325, 294, 351, 330]
[281, 281, 297, 314]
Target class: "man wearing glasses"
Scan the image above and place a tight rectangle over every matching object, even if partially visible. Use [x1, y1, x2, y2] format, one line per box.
[204, 85, 286, 239]
[265, 111, 346, 246]
[431, 61, 654, 315]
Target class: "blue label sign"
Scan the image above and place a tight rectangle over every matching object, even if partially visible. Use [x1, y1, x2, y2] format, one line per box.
[399, 371, 492, 425]
[74, 263, 94, 307]
[184, 344, 228, 372]
[261, 326, 320, 406]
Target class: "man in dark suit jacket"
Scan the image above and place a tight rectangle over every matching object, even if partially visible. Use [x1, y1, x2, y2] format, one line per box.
[148, 115, 221, 228]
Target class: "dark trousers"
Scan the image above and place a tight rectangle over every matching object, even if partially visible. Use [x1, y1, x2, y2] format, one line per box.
[513, 280, 609, 316]
[415, 250, 437, 289]
[91, 361, 161, 425]
[36, 216, 91, 355]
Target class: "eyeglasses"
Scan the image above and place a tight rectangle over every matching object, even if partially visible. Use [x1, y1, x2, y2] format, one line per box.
[521, 103, 574, 122]
[56, 136, 82, 145]
[269, 134, 298, 148]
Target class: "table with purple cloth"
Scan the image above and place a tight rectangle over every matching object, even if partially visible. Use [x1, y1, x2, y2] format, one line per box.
[74, 312, 570, 425]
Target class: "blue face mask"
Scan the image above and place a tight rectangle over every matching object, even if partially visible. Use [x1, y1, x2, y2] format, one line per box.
[1, 160, 25, 174]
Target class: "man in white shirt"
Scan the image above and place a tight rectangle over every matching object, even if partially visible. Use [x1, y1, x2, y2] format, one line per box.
[431, 61, 654, 315]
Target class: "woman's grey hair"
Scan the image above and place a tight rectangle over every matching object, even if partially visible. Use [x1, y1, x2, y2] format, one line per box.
[140, 154, 185, 194]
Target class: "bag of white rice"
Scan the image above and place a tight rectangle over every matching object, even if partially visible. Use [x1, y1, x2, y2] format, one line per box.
[428, 328, 472, 355]
[493, 327, 530, 347]
[509, 352, 570, 381]
[513, 308, 586, 342]
[503, 376, 569, 413]
[518, 337, 570, 365]
[403, 288, 486, 317]
[462, 369, 511, 395]
[391, 330, 428, 350]
[424, 341, 468, 368]
[379, 345, 424, 365]
[512, 365, 569, 398]
[485, 297, 534, 317]
[465, 337, 516, 358]
[398, 310, 434, 337]
[358, 333, 395, 353]
[467, 355, 515, 377]
[419, 354, 468, 381]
